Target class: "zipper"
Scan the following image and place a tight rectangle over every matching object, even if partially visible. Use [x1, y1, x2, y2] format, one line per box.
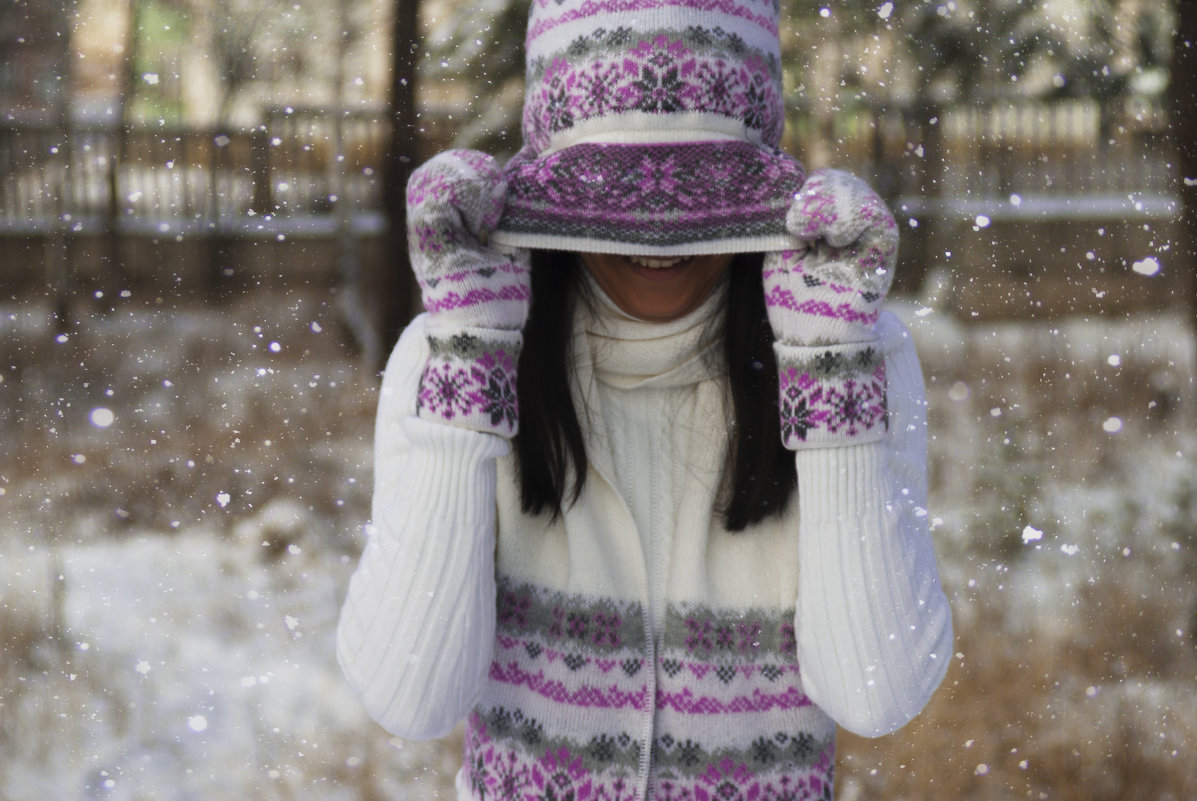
[635, 599, 656, 801]
[635, 391, 669, 801]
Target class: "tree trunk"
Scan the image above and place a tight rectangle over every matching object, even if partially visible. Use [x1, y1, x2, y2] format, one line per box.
[376, 0, 421, 369]
[108, 0, 142, 308]
[1173, 0, 1197, 344]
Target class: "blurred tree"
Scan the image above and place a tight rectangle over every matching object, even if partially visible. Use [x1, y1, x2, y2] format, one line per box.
[1, 0, 78, 325]
[422, 0, 527, 154]
[784, 1, 1055, 165]
[374, 0, 525, 361]
[0, 0, 76, 117]
[378, 0, 421, 364]
[1173, 0, 1197, 335]
[180, 0, 328, 125]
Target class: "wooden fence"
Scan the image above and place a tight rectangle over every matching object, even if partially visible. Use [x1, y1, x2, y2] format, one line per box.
[0, 95, 1182, 320]
[0, 109, 388, 236]
[0, 95, 1177, 235]
[790, 94, 1175, 218]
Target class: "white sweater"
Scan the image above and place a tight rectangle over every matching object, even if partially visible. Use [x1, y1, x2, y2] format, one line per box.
[336, 290, 952, 798]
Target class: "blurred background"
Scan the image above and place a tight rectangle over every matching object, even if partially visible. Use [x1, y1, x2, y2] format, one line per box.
[1, 0, 1194, 798]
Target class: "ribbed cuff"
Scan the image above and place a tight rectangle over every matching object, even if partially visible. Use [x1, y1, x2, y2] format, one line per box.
[399, 415, 509, 523]
[416, 326, 522, 437]
[774, 340, 887, 448]
[793, 441, 888, 518]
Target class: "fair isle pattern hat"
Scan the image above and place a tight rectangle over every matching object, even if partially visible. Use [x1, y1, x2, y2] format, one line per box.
[489, 0, 807, 256]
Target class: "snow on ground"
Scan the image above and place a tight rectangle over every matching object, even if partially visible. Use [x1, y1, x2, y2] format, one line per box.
[1, 293, 1194, 800]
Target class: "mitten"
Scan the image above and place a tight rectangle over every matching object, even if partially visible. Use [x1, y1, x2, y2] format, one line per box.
[407, 149, 532, 437]
[763, 168, 898, 448]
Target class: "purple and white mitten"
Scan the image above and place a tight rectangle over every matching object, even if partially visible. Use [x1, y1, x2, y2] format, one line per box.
[407, 149, 531, 437]
[763, 168, 898, 448]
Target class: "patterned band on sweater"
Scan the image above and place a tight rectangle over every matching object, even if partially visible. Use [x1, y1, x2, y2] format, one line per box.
[774, 342, 887, 448]
[496, 140, 805, 253]
[416, 329, 522, 436]
[464, 576, 836, 801]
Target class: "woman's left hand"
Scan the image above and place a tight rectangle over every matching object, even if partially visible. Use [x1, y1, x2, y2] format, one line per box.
[762, 168, 898, 448]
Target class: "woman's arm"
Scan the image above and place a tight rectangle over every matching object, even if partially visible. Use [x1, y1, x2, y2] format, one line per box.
[336, 314, 507, 739]
[337, 150, 529, 738]
[790, 311, 953, 737]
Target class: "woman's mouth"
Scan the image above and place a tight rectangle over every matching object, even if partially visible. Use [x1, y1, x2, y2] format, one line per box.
[627, 255, 685, 269]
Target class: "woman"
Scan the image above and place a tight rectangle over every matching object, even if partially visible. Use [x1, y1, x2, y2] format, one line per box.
[337, 0, 952, 797]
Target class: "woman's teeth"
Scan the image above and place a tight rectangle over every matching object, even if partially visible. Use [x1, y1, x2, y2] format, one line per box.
[629, 256, 684, 269]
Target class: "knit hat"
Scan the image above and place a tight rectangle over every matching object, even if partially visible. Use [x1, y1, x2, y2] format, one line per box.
[489, 0, 807, 257]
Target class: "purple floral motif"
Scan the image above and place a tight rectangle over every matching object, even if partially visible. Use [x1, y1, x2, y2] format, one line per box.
[777, 367, 827, 445]
[498, 587, 533, 629]
[591, 775, 637, 801]
[656, 780, 696, 801]
[501, 140, 806, 249]
[779, 622, 797, 655]
[693, 59, 746, 117]
[630, 34, 692, 68]
[530, 748, 594, 801]
[621, 152, 693, 210]
[418, 361, 473, 422]
[466, 714, 537, 801]
[567, 611, 590, 640]
[715, 624, 736, 650]
[470, 349, 519, 430]
[737, 621, 762, 653]
[775, 360, 886, 446]
[695, 759, 761, 801]
[660, 768, 833, 801]
[684, 618, 714, 655]
[628, 62, 688, 113]
[820, 368, 886, 438]
[489, 749, 535, 800]
[417, 346, 520, 434]
[519, 32, 783, 149]
[741, 80, 771, 133]
[573, 62, 623, 118]
[591, 611, 623, 647]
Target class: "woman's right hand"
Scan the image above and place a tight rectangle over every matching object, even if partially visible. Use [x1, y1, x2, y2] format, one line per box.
[762, 168, 897, 449]
[406, 150, 531, 437]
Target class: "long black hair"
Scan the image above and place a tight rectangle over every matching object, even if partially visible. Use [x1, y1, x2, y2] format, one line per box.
[514, 250, 796, 531]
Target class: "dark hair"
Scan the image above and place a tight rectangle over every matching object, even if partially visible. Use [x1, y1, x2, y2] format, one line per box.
[514, 250, 796, 531]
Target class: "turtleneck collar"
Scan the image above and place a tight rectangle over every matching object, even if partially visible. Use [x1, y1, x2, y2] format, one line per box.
[580, 267, 726, 390]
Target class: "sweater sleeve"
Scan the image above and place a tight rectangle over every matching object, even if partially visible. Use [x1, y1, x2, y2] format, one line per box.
[786, 310, 953, 737]
[336, 313, 507, 739]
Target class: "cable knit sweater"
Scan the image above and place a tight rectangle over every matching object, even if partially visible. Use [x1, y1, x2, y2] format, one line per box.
[336, 285, 953, 801]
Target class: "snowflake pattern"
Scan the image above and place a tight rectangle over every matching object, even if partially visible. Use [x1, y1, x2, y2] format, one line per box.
[502, 140, 805, 249]
[521, 31, 782, 151]
[775, 359, 886, 447]
[417, 345, 520, 435]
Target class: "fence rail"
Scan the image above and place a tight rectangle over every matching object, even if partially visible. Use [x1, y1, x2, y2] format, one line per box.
[0, 95, 1178, 240]
[796, 94, 1175, 219]
[0, 108, 387, 236]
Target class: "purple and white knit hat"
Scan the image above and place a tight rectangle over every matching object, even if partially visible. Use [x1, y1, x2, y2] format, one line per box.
[489, 0, 806, 256]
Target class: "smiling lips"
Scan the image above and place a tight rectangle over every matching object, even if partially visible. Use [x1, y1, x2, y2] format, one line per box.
[627, 255, 685, 269]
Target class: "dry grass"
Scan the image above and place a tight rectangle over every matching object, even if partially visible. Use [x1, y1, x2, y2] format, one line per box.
[0, 289, 378, 546]
[833, 308, 1197, 801]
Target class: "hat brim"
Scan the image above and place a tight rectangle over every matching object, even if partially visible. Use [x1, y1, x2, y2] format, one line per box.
[490, 140, 807, 257]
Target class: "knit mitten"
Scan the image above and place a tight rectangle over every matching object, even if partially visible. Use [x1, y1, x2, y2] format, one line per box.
[763, 168, 898, 448]
[407, 149, 531, 437]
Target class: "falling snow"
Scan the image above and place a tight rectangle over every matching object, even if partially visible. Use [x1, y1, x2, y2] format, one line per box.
[2, 292, 1193, 800]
